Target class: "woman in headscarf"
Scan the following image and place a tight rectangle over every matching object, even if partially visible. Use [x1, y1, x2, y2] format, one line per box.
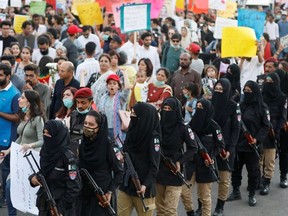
[117, 102, 161, 216]
[211, 79, 240, 216]
[189, 98, 225, 216]
[225, 64, 241, 103]
[79, 110, 123, 215]
[275, 69, 288, 188]
[156, 97, 197, 216]
[227, 81, 270, 207]
[260, 73, 287, 194]
[29, 120, 81, 216]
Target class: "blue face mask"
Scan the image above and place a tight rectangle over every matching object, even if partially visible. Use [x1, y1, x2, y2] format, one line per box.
[76, 107, 91, 115]
[64, 17, 68, 24]
[63, 98, 74, 109]
[184, 94, 190, 99]
[21, 106, 28, 113]
[103, 34, 109, 41]
[154, 80, 165, 86]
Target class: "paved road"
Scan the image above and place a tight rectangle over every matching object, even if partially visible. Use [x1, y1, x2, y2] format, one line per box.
[1, 161, 288, 216]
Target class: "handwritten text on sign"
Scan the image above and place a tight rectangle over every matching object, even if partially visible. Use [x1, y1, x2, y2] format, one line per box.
[280, 35, 288, 48]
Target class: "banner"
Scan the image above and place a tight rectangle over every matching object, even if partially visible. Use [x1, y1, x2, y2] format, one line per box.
[214, 17, 238, 39]
[10, 142, 39, 215]
[209, 0, 226, 11]
[30, 1, 46, 16]
[222, 27, 257, 58]
[77, 2, 103, 26]
[13, 15, 29, 34]
[120, 3, 151, 33]
[217, 0, 237, 18]
[238, 9, 266, 40]
[280, 35, 288, 48]
[143, 0, 164, 18]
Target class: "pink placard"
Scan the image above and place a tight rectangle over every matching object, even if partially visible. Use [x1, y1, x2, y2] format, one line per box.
[143, 0, 164, 18]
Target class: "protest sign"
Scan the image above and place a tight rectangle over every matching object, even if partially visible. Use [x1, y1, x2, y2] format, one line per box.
[143, 0, 164, 18]
[72, 0, 94, 15]
[209, 0, 226, 11]
[0, 13, 6, 22]
[246, 0, 270, 6]
[217, 0, 237, 18]
[77, 2, 103, 26]
[160, 0, 176, 17]
[11, 0, 22, 7]
[238, 9, 266, 40]
[222, 27, 257, 58]
[0, 0, 8, 9]
[219, 61, 229, 74]
[280, 35, 288, 48]
[214, 17, 238, 39]
[13, 15, 29, 34]
[112, 0, 143, 28]
[120, 4, 151, 33]
[176, 0, 185, 10]
[30, 1, 46, 16]
[10, 142, 39, 215]
[188, 0, 209, 14]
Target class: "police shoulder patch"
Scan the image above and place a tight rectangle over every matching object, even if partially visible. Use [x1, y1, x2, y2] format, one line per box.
[216, 129, 223, 141]
[68, 164, 77, 180]
[154, 137, 160, 152]
[188, 128, 194, 140]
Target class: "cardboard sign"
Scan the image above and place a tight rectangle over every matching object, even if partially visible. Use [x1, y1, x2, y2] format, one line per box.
[217, 0, 237, 18]
[237, 9, 266, 40]
[214, 17, 238, 39]
[76, 2, 104, 26]
[13, 15, 29, 34]
[30, 1, 46, 16]
[209, 0, 226, 11]
[222, 27, 257, 58]
[120, 4, 151, 33]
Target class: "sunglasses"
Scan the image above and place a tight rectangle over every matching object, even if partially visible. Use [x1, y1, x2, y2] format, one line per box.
[172, 40, 179, 43]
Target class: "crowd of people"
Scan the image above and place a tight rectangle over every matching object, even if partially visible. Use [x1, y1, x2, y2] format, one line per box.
[0, 1, 288, 216]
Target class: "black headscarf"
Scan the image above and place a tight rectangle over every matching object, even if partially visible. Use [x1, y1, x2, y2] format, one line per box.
[275, 69, 288, 96]
[79, 111, 109, 170]
[124, 102, 160, 153]
[212, 78, 231, 128]
[40, 120, 70, 177]
[226, 64, 241, 97]
[241, 81, 265, 114]
[190, 98, 214, 135]
[160, 97, 183, 149]
[262, 72, 286, 107]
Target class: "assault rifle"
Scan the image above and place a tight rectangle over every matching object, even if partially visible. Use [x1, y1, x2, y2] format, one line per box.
[194, 133, 219, 181]
[160, 151, 192, 188]
[24, 151, 60, 216]
[80, 168, 116, 216]
[124, 152, 149, 212]
[240, 120, 260, 158]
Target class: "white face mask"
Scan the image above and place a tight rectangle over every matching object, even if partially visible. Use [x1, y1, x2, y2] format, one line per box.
[208, 25, 215, 33]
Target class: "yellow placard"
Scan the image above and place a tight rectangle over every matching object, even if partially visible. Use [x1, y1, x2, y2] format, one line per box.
[176, 0, 185, 10]
[76, 2, 104, 26]
[222, 27, 257, 58]
[72, 0, 94, 15]
[217, 0, 237, 18]
[13, 15, 29, 34]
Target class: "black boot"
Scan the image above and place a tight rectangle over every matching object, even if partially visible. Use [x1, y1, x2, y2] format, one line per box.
[226, 186, 241, 201]
[212, 199, 225, 216]
[260, 178, 270, 195]
[280, 175, 288, 188]
[248, 191, 257, 207]
[187, 210, 196, 216]
[195, 199, 202, 216]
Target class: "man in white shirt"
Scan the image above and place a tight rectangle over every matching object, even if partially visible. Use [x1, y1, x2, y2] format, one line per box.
[77, 25, 102, 59]
[32, 14, 47, 38]
[119, 32, 141, 65]
[187, 43, 204, 75]
[75, 42, 100, 86]
[32, 36, 56, 65]
[139, 32, 160, 76]
[264, 14, 279, 55]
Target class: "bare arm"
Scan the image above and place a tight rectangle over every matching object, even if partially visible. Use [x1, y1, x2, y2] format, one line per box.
[0, 112, 19, 123]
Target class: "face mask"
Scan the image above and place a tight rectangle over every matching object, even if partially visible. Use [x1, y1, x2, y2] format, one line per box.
[103, 34, 109, 41]
[83, 126, 98, 138]
[208, 26, 215, 33]
[282, 15, 287, 20]
[63, 98, 74, 109]
[76, 107, 90, 115]
[64, 17, 68, 23]
[276, 15, 281, 20]
[154, 80, 165, 86]
[184, 93, 190, 99]
[21, 106, 28, 113]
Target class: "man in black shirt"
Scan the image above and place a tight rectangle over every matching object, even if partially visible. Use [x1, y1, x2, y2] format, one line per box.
[49, 61, 80, 119]
[0, 21, 18, 54]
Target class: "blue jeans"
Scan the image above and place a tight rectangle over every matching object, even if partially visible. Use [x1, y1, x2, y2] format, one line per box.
[0, 146, 10, 200]
[6, 178, 17, 216]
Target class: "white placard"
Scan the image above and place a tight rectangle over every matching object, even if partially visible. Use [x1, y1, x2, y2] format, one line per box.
[209, 0, 227, 10]
[0, 41, 3, 55]
[280, 35, 288, 48]
[214, 17, 238, 39]
[245, 0, 270, 6]
[120, 4, 151, 33]
[10, 0, 22, 7]
[10, 142, 39, 215]
[0, 0, 8, 9]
